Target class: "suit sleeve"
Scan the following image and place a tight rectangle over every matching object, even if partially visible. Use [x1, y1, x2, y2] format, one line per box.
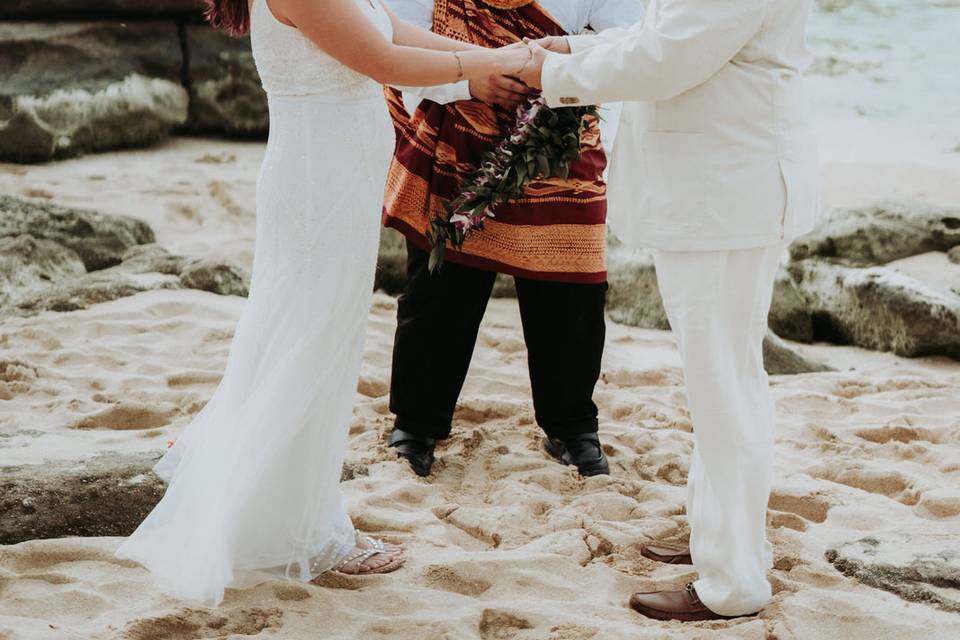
[543, 0, 766, 106]
[587, 0, 645, 32]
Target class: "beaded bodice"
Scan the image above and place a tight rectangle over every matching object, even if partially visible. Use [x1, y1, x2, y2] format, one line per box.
[250, 0, 392, 100]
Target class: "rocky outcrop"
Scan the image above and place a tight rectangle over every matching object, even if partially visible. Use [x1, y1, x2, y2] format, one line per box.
[827, 534, 960, 614]
[787, 259, 960, 358]
[770, 267, 815, 342]
[0, 4, 272, 161]
[180, 259, 250, 297]
[0, 197, 250, 313]
[790, 202, 960, 266]
[606, 244, 669, 331]
[0, 452, 366, 544]
[949, 246, 960, 265]
[0, 235, 86, 307]
[113, 243, 188, 276]
[763, 331, 831, 375]
[0, 1, 203, 18]
[183, 26, 268, 136]
[375, 227, 408, 295]
[0, 22, 188, 163]
[11, 271, 169, 313]
[0, 195, 155, 270]
[0, 453, 166, 544]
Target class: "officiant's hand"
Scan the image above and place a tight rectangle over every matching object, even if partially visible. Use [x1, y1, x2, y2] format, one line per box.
[470, 75, 530, 110]
[515, 41, 549, 90]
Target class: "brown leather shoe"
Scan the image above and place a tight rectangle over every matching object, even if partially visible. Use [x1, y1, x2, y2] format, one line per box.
[629, 584, 742, 622]
[640, 544, 692, 565]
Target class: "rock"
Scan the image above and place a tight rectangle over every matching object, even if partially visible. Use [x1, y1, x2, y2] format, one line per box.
[0, 21, 188, 163]
[0, 195, 155, 270]
[763, 331, 831, 375]
[790, 202, 960, 266]
[184, 25, 269, 137]
[375, 227, 408, 295]
[826, 534, 960, 614]
[0, 235, 86, 307]
[0, 1, 203, 17]
[788, 259, 960, 358]
[373, 227, 517, 298]
[605, 244, 669, 330]
[0, 452, 365, 543]
[491, 273, 516, 299]
[112, 243, 187, 276]
[180, 259, 250, 297]
[949, 246, 960, 265]
[10, 271, 157, 313]
[0, 453, 166, 544]
[769, 267, 815, 342]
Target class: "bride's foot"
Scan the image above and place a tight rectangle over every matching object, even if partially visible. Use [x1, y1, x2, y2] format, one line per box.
[334, 534, 405, 575]
[356, 533, 403, 557]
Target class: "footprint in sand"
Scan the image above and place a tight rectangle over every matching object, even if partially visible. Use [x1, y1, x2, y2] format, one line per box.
[478, 609, 533, 640]
[768, 490, 832, 531]
[0, 360, 38, 399]
[356, 373, 389, 398]
[454, 401, 517, 425]
[855, 425, 936, 445]
[122, 607, 283, 640]
[811, 465, 920, 506]
[71, 403, 173, 430]
[420, 564, 492, 597]
[166, 371, 223, 388]
[831, 378, 946, 399]
[601, 367, 683, 389]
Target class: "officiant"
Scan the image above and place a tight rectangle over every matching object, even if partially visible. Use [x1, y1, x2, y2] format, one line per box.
[380, 0, 644, 478]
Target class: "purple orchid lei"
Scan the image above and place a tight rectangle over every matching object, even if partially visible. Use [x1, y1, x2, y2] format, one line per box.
[427, 92, 599, 272]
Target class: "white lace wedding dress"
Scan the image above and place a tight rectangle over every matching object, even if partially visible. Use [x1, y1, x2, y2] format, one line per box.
[116, 0, 395, 606]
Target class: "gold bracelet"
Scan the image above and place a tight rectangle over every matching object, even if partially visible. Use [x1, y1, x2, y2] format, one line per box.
[453, 51, 464, 80]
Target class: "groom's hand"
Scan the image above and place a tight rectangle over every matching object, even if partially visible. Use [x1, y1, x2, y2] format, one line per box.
[515, 41, 550, 90]
[469, 75, 530, 110]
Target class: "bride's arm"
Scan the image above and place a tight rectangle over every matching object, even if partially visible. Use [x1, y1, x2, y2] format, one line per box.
[273, 0, 530, 86]
[379, 1, 478, 52]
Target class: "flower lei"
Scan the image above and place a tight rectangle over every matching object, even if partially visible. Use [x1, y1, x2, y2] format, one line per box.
[426, 93, 600, 272]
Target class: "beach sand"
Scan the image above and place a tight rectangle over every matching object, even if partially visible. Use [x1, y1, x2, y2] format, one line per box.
[1, 138, 959, 639]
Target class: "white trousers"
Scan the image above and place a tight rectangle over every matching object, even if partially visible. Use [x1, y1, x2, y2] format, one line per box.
[651, 243, 783, 616]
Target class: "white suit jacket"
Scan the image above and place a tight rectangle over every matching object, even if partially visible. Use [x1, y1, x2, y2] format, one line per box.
[541, 0, 822, 251]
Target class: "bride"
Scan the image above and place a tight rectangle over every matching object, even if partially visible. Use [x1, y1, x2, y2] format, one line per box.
[116, 0, 532, 606]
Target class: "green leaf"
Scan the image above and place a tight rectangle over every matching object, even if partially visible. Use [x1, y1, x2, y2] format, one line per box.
[429, 243, 444, 273]
[537, 155, 551, 178]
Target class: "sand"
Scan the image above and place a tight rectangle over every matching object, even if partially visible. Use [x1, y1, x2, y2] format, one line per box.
[1, 138, 959, 639]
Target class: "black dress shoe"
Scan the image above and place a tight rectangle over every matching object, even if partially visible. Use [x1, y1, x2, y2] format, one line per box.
[544, 433, 609, 476]
[388, 428, 436, 477]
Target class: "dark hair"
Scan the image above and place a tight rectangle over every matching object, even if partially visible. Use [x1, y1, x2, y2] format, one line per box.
[204, 0, 251, 37]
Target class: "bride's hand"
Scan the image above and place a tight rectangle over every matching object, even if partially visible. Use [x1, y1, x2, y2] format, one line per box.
[525, 36, 570, 54]
[490, 41, 534, 76]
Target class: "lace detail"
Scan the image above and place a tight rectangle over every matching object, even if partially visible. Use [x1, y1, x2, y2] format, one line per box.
[251, 0, 393, 100]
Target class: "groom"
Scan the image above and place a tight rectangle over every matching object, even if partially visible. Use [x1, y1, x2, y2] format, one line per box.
[519, 0, 820, 623]
[381, 0, 643, 478]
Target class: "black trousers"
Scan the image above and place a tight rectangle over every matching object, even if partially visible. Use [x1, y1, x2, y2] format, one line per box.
[389, 240, 607, 440]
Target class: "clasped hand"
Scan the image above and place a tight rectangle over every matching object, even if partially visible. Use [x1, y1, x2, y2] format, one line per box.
[473, 37, 570, 108]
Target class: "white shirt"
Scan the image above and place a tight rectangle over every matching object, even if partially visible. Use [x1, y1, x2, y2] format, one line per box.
[385, 0, 645, 105]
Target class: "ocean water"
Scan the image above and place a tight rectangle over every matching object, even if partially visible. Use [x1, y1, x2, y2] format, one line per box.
[807, 0, 960, 169]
